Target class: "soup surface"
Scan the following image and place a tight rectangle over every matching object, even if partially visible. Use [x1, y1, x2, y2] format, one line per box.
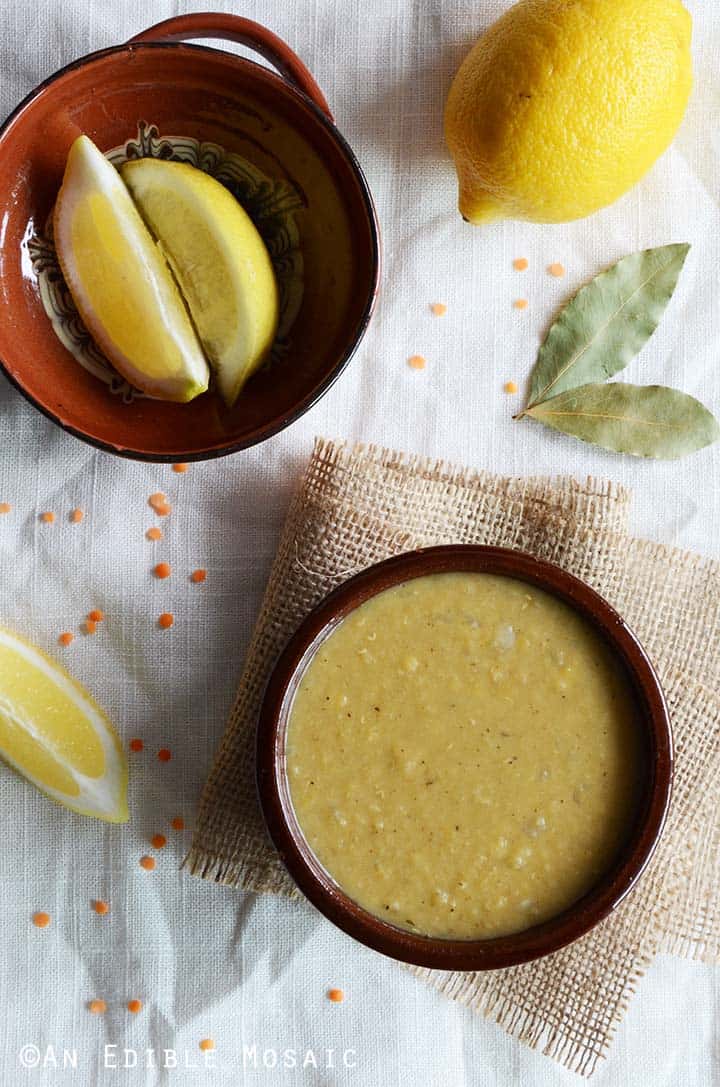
[286, 572, 643, 940]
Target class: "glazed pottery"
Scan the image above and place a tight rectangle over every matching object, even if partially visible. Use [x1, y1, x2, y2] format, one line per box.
[257, 546, 673, 970]
[0, 14, 379, 460]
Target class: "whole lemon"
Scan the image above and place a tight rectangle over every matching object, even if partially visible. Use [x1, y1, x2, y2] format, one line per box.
[445, 0, 692, 225]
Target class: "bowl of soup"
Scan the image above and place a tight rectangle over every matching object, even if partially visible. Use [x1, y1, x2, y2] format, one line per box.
[257, 546, 672, 970]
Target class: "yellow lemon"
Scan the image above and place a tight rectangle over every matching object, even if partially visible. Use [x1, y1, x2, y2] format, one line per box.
[445, 0, 692, 225]
[122, 159, 279, 407]
[54, 136, 209, 402]
[0, 627, 128, 822]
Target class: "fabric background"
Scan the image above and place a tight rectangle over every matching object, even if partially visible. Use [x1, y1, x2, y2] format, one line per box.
[0, 1, 718, 1084]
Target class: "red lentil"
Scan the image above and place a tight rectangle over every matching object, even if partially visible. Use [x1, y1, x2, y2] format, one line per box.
[148, 493, 172, 517]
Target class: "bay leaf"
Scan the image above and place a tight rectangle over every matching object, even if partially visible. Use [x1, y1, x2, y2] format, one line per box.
[526, 383, 720, 460]
[524, 244, 690, 411]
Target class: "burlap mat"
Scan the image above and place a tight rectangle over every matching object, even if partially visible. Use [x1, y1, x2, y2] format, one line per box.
[186, 438, 720, 1077]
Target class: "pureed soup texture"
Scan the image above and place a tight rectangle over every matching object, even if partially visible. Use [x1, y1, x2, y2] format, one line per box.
[286, 573, 643, 941]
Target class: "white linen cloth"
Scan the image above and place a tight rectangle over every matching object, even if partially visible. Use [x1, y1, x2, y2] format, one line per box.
[0, 0, 718, 1083]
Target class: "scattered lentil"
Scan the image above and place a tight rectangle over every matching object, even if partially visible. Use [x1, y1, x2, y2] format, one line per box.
[139, 856, 156, 871]
[70, 509, 84, 523]
[83, 619, 97, 635]
[151, 834, 167, 850]
[172, 463, 189, 474]
[154, 562, 171, 579]
[513, 258, 529, 271]
[190, 569, 207, 584]
[127, 999, 143, 1014]
[513, 299, 528, 310]
[129, 738, 144, 753]
[158, 748, 172, 762]
[33, 912, 51, 928]
[171, 817, 185, 831]
[548, 262, 565, 278]
[92, 900, 109, 916]
[89, 1000, 107, 1015]
[429, 303, 447, 316]
[158, 613, 174, 629]
[58, 632, 74, 647]
[148, 493, 172, 517]
[504, 381, 518, 395]
[327, 989, 344, 1003]
[40, 511, 55, 524]
[88, 609, 105, 623]
[0, 503, 11, 514]
[146, 527, 163, 541]
[199, 1039, 215, 1052]
[408, 355, 426, 370]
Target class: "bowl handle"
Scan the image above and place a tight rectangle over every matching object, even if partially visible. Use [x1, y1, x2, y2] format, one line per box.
[127, 13, 333, 122]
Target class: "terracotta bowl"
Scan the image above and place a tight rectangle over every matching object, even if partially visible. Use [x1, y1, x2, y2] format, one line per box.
[0, 14, 379, 461]
[257, 546, 673, 970]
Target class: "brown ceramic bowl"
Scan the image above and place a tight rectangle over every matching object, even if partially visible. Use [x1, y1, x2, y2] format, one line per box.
[257, 546, 673, 970]
[0, 13, 379, 461]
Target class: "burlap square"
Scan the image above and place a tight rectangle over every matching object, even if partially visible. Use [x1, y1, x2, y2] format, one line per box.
[187, 438, 720, 1076]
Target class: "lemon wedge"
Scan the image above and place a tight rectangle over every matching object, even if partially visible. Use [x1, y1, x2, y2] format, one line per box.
[0, 627, 128, 822]
[121, 158, 279, 406]
[54, 135, 209, 402]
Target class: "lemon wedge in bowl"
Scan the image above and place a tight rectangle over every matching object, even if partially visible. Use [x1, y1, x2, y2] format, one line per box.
[121, 159, 279, 407]
[54, 135, 209, 402]
[0, 627, 128, 822]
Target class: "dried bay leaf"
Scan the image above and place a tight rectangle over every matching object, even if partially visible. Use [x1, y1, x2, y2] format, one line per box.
[524, 244, 690, 411]
[526, 383, 720, 460]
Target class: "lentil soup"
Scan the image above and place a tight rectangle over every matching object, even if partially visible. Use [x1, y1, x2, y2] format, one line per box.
[286, 572, 643, 940]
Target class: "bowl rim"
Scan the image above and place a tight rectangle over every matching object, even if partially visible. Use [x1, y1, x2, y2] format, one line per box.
[256, 544, 674, 971]
[0, 40, 380, 462]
